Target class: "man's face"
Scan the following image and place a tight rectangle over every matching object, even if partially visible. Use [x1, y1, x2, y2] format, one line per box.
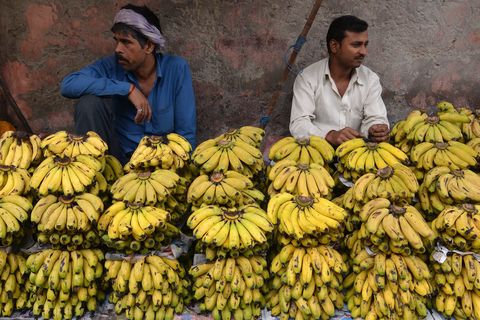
[113, 32, 150, 71]
[331, 30, 369, 69]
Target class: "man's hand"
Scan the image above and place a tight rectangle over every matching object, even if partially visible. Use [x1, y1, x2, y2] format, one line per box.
[128, 86, 152, 124]
[368, 124, 390, 142]
[325, 127, 363, 146]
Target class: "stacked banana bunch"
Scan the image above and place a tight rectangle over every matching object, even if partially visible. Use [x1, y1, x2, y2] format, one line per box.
[456, 107, 480, 141]
[124, 133, 192, 172]
[344, 248, 434, 319]
[0, 131, 43, 169]
[30, 193, 103, 248]
[266, 244, 347, 319]
[268, 135, 335, 166]
[431, 204, 480, 251]
[468, 137, 480, 156]
[41, 131, 108, 158]
[187, 171, 264, 209]
[189, 255, 268, 320]
[105, 255, 190, 320]
[0, 250, 28, 316]
[25, 249, 105, 320]
[335, 138, 408, 182]
[0, 195, 32, 246]
[267, 193, 347, 246]
[430, 251, 480, 319]
[267, 159, 335, 198]
[101, 154, 124, 184]
[0, 165, 30, 197]
[215, 126, 264, 148]
[357, 198, 436, 254]
[410, 140, 477, 171]
[98, 201, 179, 253]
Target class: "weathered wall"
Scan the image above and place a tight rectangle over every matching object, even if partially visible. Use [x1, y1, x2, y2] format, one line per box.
[1, 0, 479, 142]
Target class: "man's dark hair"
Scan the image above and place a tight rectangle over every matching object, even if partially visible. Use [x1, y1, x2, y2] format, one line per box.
[111, 4, 162, 48]
[326, 15, 368, 53]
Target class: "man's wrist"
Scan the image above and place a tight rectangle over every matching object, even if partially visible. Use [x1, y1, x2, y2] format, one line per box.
[128, 84, 135, 96]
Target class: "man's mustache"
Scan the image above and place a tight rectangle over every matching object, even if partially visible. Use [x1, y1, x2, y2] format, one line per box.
[115, 53, 127, 62]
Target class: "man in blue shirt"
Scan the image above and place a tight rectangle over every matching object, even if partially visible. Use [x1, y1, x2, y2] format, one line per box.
[61, 4, 196, 164]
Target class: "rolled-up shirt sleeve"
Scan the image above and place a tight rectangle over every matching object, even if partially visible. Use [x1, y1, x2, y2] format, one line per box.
[359, 74, 389, 137]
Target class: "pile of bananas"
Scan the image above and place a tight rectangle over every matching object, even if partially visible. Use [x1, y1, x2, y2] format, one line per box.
[187, 204, 272, 252]
[98, 201, 179, 252]
[105, 255, 190, 320]
[430, 251, 480, 319]
[189, 255, 268, 320]
[25, 249, 105, 320]
[431, 204, 480, 251]
[187, 171, 264, 208]
[125, 133, 192, 172]
[267, 193, 346, 245]
[357, 198, 435, 254]
[214, 126, 264, 148]
[410, 140, 477, 171]
[267, 160, 334, 198]
[344, 248, 433, 319]
[0, 131, 42, 169]
[30, 154, 103, 196]
[336, 138, 408, 181]
[101, 154, 124, 184]
[0, 251, 28, 316]
[41, 131, 108, 158]
[268, 135, 334, 166]
[267, 244, 346, 319]
[192, 138, 264, 178]
[0, 195, 32, 246]
[0, 165, 30, 197]
[30, 193, 103, 248]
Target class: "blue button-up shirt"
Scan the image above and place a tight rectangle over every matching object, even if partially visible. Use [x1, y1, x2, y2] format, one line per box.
[60, 53, 196, 155]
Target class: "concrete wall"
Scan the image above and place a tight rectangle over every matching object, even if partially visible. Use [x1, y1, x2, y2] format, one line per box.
[1, 0, 479, 142]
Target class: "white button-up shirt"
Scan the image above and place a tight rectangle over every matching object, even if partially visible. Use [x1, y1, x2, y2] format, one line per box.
[289, 57, 389, 139]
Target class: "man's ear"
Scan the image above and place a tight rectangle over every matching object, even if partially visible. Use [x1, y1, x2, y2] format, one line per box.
[330, 39, 339, 53]
[145, 40, 156, 54]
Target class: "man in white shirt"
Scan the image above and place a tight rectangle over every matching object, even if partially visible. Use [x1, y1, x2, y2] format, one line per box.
[289, 15, 389, 146]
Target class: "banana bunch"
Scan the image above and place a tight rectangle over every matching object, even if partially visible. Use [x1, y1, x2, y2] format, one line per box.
[0, 195, 32, 246]
[389, 119, 412, 153]
[192, 138, 264, 178]
[457, 108, 480, 141]
[187, 171, 264, 208]
[87, 171, 109, 200]
[214, 126, 265, 148]
[102, 154, 124, 183]
[410, 140, 477, 171]
[41, 131, 108, 158]
[267, 160, 334, 199]
[344, 249, 433, 320]
[125, 133, 192, 172]
[431, 252, 480, 319]
[187, 204, 273, 251]
[30, 154, 102, 196]
[0, 131, 42, 169]
[189, 255, 268, 320]
[467, 137, 480, 157]
[0, 251, 28, 316]
[267, 193, 346, 243]
[105, 255, 190, 320]
[195, 241, 270, 261]
[267, 244, 346, 319]
[336, 138, 408, 182]
[268, 135, 335, 166]
[25, 249, 105, 320]
[357, 198, 435, 254]
[0, 165, 30, 196]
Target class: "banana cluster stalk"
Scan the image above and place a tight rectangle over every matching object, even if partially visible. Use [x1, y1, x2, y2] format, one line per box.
[187, 171, 264, 208]
[0, 165, 30, 197]
[344, 249, 433, 320]
[102, 154, 124, 183]
[0, 195, 32, 246]
[25, 249, 105, 320]
[357, 198, 435, 254]
[410, 140, 477, 171]
[267, 160, 334, 199]
[336, 138, 408, 182]
[267, 193, 346, 245]
[30, 154, 103, 196]
[268, 135, 334, 166]
[267, 245, 346, 319]
[41, 131, 108, 158]
[431, 251, 480, 319]
[192, 138, 264, 178]
[214, 126, 265, 148]
[0, 131, 42, 169]
[0, 251, 28, 316]
[187, 204, 273, 252]
[105, 255, 190, 320]
[189, 255, 268, 320]
[125, 133, 192, 172]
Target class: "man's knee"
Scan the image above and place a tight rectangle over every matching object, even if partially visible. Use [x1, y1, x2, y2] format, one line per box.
[74, 95, 112, 119]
